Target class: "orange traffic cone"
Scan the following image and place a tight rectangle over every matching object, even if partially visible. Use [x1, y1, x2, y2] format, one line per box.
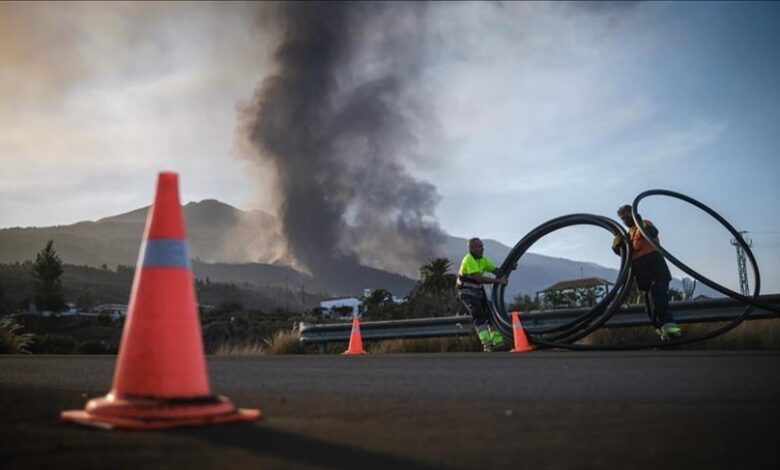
[342, 315, 367, 355]
[61, 172, 260, 430]
[510, 311, 534, 353]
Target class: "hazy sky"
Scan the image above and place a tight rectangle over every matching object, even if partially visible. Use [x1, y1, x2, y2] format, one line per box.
[1, 2, 778, 292]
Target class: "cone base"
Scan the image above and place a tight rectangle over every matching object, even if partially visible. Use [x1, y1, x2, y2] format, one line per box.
[61, 393, 260, 430]
[511, 345, 534, 353]
[342, 350, 367, 355]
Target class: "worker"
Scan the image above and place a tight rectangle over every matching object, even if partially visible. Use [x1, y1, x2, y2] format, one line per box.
[612, 204, 683, 341]
[457, 237, 515, 352]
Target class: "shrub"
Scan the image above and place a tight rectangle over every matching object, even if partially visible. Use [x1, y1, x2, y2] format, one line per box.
[75, 340, 110, 354]
[0, 318, 34, 354]
[213, 340, 266, 356]
[264, 327, 305, 355]
[370, 335, 481, 354]
[580, 319, 780, 349]
[29, 333, 78, 354]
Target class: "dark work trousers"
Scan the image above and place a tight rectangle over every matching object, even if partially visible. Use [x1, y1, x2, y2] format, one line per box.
[641, 279, 673, 328]
[458, 291, 491, 327]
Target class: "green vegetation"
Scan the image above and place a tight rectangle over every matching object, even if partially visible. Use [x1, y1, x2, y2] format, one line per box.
[362, 288, 393, 311]
[212, 328, 306, 356]
[32, 240, 66, 312]
[360, 257, 464, 321]
[213, 340, 266, 356]
[582, 319, 780, 349]
[74, 340, 111, 354]
[264, 327, 306, 355]
[0, 318, 34, 354]
[29, 333, 78, 354]
[370, 336, 481, 354]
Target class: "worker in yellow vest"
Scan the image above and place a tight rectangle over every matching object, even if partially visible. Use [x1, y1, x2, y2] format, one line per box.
[457, 237, 515, 352]
[612, 204, 683, 341]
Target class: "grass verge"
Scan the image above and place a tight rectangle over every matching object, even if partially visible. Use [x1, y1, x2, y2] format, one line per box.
[581, 319, 780, 349]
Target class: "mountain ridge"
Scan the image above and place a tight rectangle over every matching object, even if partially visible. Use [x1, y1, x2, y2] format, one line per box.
[0, 200, 710, 298]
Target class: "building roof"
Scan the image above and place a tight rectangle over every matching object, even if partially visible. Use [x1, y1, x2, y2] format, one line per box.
[539, 277, 613, 293]
[320, 296, 359, 302]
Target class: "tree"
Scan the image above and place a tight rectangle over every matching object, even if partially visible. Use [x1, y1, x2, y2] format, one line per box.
[668, 288, 684, 302]
[508, 293, 540, 313]
[363, 288, 393, 312]
[419, 258, 454, 296]
[32, 240, 66, 312]
[540, 289, 569, 309]
[76, 284, 95, 310]
[682, 278, 697, 300]
[575, 286, 599, 307]
[406, 258, 461, 318]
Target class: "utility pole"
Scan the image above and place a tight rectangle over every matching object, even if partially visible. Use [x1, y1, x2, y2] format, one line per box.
[730, 231, 753, 296]
[285, 276, 289, 316]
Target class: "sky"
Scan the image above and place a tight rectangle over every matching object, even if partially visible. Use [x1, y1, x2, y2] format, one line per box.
[1, 1, 779, 293]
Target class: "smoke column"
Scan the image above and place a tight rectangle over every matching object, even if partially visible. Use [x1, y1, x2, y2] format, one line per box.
[239, 2, 444, 276]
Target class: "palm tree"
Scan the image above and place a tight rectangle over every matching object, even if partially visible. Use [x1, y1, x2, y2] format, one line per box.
[363, 288, 393, 312]
[419, 258, 454, 295]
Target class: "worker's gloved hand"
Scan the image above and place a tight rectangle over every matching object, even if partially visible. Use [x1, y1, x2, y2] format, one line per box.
[611, 234, 623, 255]
[496, 276, 508, 286]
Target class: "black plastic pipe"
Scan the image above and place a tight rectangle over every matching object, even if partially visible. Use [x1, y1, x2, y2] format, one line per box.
[488, 190, 771, 350]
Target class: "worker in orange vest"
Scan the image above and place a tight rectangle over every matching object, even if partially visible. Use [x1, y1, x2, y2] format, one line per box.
[612, 205, 683, 341]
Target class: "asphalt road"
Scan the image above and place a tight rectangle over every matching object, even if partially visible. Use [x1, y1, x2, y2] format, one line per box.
[2, 351, 779, 469]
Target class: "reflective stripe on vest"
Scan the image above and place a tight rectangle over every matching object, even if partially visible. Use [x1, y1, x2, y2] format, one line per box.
[456, 273, 482, 290]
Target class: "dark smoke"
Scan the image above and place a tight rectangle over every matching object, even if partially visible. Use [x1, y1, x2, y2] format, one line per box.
[239, 2, 444, 276]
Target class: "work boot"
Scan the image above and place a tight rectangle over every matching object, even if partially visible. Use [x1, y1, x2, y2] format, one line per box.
[657, 323, 683, 342]
[477, 326, 493, 352]
[489, 329, 511, 352]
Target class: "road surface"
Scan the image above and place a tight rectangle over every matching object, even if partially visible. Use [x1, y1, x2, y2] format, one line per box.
[2, 351, 779, 469]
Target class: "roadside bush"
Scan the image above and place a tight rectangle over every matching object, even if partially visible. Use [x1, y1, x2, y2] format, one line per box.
[75, 340, 110, 354]
[213, 340, 265, 356]
[370, 335, 481, 354]
[29, 333, 78, 354]
[0, 318, 34, 354]
[264, 327, 305, 355]
[580, 319, 780, 349]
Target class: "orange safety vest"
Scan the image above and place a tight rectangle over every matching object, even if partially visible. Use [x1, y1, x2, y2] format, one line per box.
[629, 220, 660, 260]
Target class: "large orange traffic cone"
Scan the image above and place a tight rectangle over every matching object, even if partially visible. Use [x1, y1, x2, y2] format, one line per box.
[61, 172, 260, 430]
[510, 311, 534, 353]
[342, 315, 367, 355]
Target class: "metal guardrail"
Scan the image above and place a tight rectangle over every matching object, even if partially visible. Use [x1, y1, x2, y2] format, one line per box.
[299, 294, 780, 349]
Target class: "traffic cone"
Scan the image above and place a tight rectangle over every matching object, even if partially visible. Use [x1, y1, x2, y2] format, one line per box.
[342, 315, 367, 355]
[510, 311, 534, 353]
[61, 172, 260, 430]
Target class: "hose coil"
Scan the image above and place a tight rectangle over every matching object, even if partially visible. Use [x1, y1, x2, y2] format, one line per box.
[488, 190, 775, 350]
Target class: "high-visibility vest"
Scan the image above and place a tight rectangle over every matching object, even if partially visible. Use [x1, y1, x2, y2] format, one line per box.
[629, 220, 660, 260]
[457, 253, 495, 289]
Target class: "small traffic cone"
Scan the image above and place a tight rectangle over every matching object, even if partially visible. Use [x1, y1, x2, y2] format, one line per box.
[61, 172, 260, 430]
[510, 311, 534, 353]
[342, 315, 367, 355]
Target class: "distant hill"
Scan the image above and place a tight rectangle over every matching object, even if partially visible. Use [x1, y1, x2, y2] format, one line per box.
[0, 199, 715, 299]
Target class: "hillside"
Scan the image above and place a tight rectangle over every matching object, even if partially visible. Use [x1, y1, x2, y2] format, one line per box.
[0, 199, 713, 299]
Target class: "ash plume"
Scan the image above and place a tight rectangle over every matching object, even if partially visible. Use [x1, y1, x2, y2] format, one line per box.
[238, 2, 444, 276]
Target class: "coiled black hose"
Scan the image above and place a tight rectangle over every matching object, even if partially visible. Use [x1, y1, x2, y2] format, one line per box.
[488, 190, 775, 350]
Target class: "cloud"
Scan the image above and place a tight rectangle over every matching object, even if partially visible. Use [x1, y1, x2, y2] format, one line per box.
[0, 2, 271, 226]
